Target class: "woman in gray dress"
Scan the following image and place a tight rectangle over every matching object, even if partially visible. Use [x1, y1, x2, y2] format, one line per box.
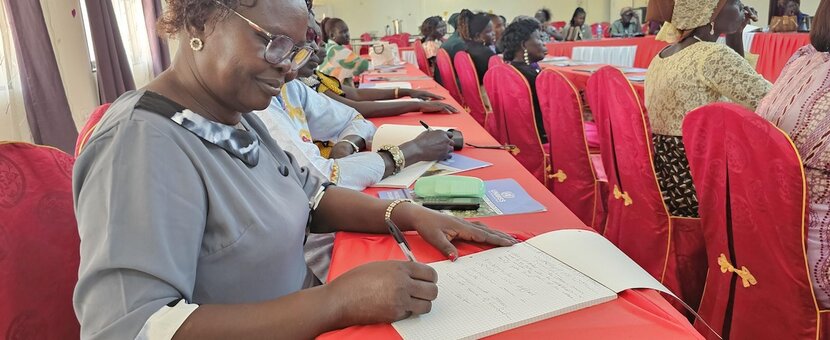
[72, 0, 516, 339]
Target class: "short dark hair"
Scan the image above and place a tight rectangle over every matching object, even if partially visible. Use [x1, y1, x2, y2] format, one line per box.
[812, 0, 829, 52]
[536, 8, 551, 22]
[501, 17, 541, 61]
[158, 0, 245, 36]
[320, 17, 346, 42]
[420, 16, 443, 41]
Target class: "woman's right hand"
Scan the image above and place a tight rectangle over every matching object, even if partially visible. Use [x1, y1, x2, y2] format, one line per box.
[419, 102, 459, 114]
[325, 261, 438, 326]
[406, 130, 454, 162]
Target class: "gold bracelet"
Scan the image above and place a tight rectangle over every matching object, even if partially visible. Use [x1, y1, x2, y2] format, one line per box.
[385, 199, 413, 221]
[339, 139, 360, 153]
[379, 144, 405, 174]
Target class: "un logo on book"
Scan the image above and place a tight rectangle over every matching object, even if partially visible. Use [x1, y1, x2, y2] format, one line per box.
[502, 191, 515, 199]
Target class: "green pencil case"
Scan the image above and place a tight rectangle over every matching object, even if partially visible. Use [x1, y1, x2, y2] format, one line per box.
[414, 176, 485, 198]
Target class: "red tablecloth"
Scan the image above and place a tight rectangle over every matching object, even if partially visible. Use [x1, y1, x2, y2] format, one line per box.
[750, 33, 811, 82]
[546, 37, 668, 69]
[321, 63, 701, 339]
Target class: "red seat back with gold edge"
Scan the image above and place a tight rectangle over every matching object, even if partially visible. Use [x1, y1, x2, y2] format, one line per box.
[413, 40, 432, 76]
[586, 66, 706, 310]
[537, 69, 604, 231]
[75, 103, 111, 157]
[488, 54, 504, 69]
[0, 142, 80, 339]
[684, 103, 819, 340]
[454, 51, 489, 127]
[435, 48, 465, 107]
[484, 64, 548, 185]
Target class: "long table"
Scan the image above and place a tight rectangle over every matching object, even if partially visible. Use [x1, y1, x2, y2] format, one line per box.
[546, 37, 668, 68]
[319, 63, 701, 339]
[750, 32, 811, 82]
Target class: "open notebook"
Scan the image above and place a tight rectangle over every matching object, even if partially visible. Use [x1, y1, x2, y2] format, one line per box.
[370, 124, 454, 188]
[392, 230, 675, 340]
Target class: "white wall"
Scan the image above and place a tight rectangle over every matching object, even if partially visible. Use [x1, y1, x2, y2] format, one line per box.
[314, 0, 824, 36]
[313, 0, 610, 37]
[40, 0, 98, 131]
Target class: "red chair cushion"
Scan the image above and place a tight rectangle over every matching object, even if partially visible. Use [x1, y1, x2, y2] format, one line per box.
[75, 103, 111, 157]
[0, 143, 79, 339]
[454, 51, 489, 126]
[413, 40, 432, 77]
[537, 69, 605, 231]
[484, 64, 547, 184]
[436, 49, 464, 106]
[586, 66, 705, 308]
[684, 103, 818, 339]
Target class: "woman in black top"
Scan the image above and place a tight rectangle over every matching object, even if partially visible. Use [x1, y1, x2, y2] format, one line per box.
[501, 17, 550, 143]
[458, 9, 496, 83]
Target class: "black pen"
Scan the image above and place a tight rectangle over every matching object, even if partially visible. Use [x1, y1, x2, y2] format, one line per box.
[419, 120, 432, 131]
[386, 218, 418, 262]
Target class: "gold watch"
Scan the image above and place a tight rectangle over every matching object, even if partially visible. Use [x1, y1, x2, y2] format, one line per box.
[379, 144, 406, 175]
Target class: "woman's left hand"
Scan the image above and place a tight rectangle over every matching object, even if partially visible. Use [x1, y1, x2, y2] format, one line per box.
[396, 203, 518, 260]
[743, 5, 759, 24]
[405, 89, 445, 101]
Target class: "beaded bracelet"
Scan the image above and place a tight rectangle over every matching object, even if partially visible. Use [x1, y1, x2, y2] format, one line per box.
[385, 199, 413, 221]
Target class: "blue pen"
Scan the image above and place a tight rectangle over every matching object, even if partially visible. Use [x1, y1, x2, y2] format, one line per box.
[386, 218, 418, 262]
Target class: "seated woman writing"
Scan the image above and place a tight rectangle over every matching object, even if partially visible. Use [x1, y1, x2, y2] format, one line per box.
[302, 15, 458, 117]
[72, 1, 516, 339]
[318, 17, 370, 86]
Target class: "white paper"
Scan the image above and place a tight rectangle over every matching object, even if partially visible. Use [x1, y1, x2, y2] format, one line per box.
[526, 229, 676, 298]
[370, 160, 436, 188]
[392, 243, 617, 340]
[374, 98, 424, 103]
[360, 81, 412, 89]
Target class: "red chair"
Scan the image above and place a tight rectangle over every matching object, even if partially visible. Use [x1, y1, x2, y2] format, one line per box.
[488, 54, 504, 69]
[359, 33, 372, 55]
[684, 103, 821, 339]
[75, 103, 111, 157]
[435, 48, 465, 107]
[381, 33, 411, 48]
[551, 21, 566, 31]
[454, 51, 489, 127]
[0, 142, 80, 339]
[586, 66, 706, 310]
[413, 40, 432, 77]
[537, 69, 606, 232]
[484, 64, 548, 185]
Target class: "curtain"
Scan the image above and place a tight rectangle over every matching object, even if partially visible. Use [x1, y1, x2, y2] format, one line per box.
[3, 0, 78, 152]
[111, 0, 155, 87]
[0, 1, 29, 143]
[142, 0, 170, 76]
[85, 0, 136, 104]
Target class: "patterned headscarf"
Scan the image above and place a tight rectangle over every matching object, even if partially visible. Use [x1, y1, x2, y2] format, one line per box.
[648, 0, 728, 43]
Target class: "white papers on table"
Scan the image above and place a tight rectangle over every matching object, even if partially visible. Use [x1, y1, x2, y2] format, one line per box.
[374, 98, 424, 103]
[359, 82, 412, 89]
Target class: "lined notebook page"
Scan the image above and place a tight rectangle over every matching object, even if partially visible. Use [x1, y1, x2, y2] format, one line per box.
[391, 243, 617, 340]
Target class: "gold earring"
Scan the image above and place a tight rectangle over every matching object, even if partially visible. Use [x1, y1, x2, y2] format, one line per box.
[710, 22, 715, 35]
[190, 37, 204, 51]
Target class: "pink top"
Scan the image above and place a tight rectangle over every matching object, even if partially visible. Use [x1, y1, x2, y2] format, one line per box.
[758, 45, 830, 308]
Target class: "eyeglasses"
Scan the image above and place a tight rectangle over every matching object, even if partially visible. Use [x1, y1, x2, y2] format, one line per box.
[216, 1, 314, 70]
